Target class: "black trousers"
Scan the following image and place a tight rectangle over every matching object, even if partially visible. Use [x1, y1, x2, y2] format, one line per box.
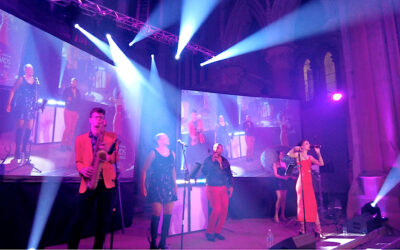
[68, 180, 115, 249]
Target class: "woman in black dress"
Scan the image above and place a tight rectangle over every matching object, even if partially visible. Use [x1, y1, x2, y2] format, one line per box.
[141, 133, 178, 249]
[215, 115, 231, 158]
[272, 151, 291, 223]
[6, 64, 39, 159]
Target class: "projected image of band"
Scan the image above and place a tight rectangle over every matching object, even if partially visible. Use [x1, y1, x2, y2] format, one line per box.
[0, 10, 135, 178]
[180, 90, 302, 177]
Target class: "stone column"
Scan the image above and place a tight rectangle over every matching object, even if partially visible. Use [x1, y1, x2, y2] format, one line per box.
[338, 0, 400, 228]
[264, 44, 296, 97]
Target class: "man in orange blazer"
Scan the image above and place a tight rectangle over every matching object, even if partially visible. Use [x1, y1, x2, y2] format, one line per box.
[68, 107, 118, 249]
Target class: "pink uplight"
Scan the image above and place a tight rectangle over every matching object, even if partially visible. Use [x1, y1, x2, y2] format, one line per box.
[332, 92, 343, 101]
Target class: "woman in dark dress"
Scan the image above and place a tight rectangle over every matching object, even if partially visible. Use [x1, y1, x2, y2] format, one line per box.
[272, 151, 291, 223]
[215, 115, 231, 158]
[6, 64, 39, 159]
[141, 133, 178, 249]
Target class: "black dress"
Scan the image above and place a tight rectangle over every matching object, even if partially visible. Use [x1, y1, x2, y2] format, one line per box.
[147, 150, 178, 203]
[13, 77, 37, 120]
[216, 123, 230, 146]
[275, 166, 289, 190]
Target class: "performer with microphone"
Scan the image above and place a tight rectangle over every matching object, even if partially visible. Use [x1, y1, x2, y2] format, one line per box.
[287, 140, 325, 239]
[6, 64, 39, 160]
[61, 77, 81, 151]
[141, 133, 177, 249]
[202, 143, 233, 241]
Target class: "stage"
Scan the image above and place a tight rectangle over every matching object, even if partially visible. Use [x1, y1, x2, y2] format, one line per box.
[45, 217, 400, 249]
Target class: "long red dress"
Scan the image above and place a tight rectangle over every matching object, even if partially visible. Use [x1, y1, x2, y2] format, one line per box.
[296, 157, 317, 222]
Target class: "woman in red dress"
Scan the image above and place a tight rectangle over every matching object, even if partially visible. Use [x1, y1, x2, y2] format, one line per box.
[287, 140, 325, 238]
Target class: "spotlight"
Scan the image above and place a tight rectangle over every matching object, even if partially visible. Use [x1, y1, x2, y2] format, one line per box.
[129, 41, 134, 47]
[332, 92, 343, 101]
[361, 202, 382, 220]
[151, 54, 155, 59]
[106, 34, 111, 39]
[175, 54, 180, 60]
[346, 201, 386, 234]
[74, 24, 80, 29]
[200, 62, 205, 67]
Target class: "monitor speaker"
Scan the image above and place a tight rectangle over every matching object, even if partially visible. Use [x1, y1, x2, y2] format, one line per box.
[346, 214, 382, 234]
[270, 233, 316, 249]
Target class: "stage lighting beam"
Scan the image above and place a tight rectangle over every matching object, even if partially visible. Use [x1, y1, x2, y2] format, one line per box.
[372, 155, 400, 206]
[200, 0, 399, 66]
[74, 25, 112, 59]
[176, 0, 219, 59]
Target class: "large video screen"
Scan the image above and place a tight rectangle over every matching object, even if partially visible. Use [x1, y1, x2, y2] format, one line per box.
[180, 90, 302, 177]
[0, 10, 135, 178]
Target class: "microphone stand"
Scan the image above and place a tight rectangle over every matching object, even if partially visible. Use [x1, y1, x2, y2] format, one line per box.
[179, 142, 192, 250]
[110, 139, 125, 249]
[297, 151, 307, 233]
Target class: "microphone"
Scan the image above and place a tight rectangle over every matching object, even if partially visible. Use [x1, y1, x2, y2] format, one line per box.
[311, 145, 322, 149]
[35, 77, 40, 85]
[108, 139, 119, 154]
[177, 139, 188, 147]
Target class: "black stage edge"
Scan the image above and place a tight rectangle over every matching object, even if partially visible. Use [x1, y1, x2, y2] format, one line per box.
[229, 177, 297, 219]
[0, 176, 135, 249]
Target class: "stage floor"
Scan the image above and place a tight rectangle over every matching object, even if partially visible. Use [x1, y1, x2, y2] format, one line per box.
[45, 217, 396, 249]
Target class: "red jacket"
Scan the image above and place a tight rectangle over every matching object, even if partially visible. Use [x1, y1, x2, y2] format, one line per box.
[188, 119, 205, 145]
[75, 131, 117, 193]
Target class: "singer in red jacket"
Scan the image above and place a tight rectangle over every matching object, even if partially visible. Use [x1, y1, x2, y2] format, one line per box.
[68, 107, 118, 249]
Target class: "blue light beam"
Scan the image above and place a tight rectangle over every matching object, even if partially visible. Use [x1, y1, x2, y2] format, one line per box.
[75, 24, 112, 59]
[129, 1, 181, 46]
[176, 0, 219, 59]
[372, 155, 400, 207]
[28, 177, 62, 250]
[107, 35, 147, 91]
[201, 0, 398, 66]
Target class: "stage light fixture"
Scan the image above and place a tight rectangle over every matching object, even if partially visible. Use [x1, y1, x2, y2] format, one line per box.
[151, 54, 155, 59]
[332, 92, 343, 101]
[175, 54, 180, 60]
[74, 24, 80, 29]
[129, 41, 134, 47]
[106, 34, 111, 39]
[361, 201, 388, 223]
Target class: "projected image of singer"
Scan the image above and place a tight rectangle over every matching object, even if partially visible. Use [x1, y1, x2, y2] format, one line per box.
[68, 107, 118, 249]
[61, 77, 81, 151]
[141, 133, 177, 249]
[187, 109, 206, 167]
[6, 64, 39, 160]
[202, 143, 233, 242]
[287, 140, 325, 238]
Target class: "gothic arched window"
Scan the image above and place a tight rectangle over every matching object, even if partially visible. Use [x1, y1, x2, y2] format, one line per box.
[324, 52, 337, 94]
[303, 59, 314, 101]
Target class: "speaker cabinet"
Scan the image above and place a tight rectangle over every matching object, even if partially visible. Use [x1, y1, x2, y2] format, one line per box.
[271, 233, 316, 249]
[346, 214, 382, 234]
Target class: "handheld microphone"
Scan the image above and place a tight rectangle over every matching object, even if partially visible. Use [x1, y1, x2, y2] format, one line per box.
[311, 145, 322, 149]
[35, 77, 40, 85]
[177, 139, 188, 147]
